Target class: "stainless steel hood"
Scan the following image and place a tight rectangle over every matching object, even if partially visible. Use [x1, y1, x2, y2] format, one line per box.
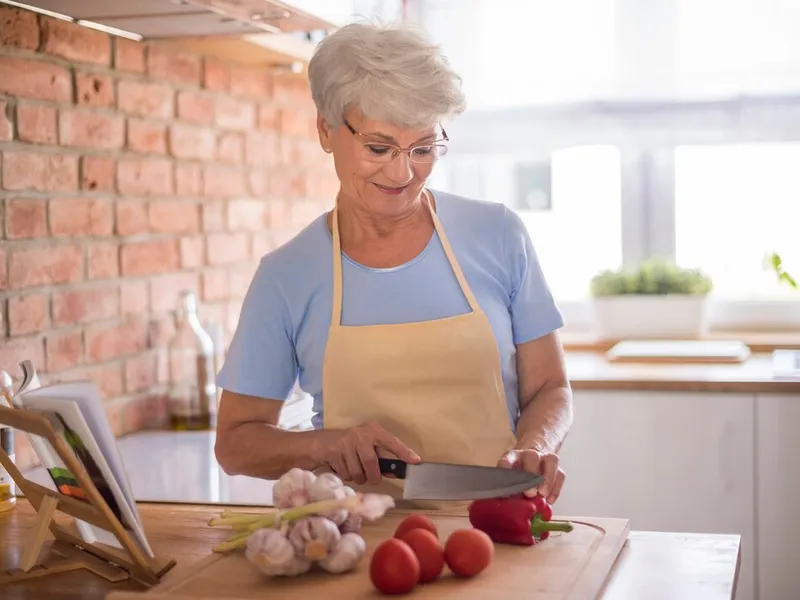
[2, 0, 337, 39]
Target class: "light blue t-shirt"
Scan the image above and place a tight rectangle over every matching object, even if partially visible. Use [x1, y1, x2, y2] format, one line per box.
[216, 189, 564, 430]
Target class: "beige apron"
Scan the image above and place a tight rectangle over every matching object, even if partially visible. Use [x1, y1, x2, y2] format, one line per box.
[321, 190, 518, 512]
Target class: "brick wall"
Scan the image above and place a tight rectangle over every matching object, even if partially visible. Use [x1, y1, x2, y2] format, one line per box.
[0, 6, 339, 468]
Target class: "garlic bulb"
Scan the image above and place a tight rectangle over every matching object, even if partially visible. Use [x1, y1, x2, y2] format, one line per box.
[308, 474, 349, 525]
[245, 528, 312, 577]
[272, 468, 317, 509]
[317, 533, 366, 574]
[288, 516, 341, 561]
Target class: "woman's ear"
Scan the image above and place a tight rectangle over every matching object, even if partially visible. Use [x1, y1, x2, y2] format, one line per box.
[317, 113, 332, 153]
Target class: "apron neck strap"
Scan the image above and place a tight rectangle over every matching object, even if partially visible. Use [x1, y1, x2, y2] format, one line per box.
[330, 190, 481, 326]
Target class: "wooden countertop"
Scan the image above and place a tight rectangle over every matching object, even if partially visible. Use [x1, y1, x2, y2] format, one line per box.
[565, 351, 800, 393]
[1, 500, 740, 600]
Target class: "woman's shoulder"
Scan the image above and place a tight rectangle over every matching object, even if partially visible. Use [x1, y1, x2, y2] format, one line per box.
[432, 189, 525, 241]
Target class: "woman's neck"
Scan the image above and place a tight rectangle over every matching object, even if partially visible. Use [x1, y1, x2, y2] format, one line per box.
[329, 190, 436, 268]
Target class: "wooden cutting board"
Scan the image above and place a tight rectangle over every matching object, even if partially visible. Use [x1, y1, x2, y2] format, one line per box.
[107, 510, 630, 600]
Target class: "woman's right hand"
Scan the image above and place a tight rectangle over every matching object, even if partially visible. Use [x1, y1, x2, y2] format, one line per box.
[324, 421, 420, 485]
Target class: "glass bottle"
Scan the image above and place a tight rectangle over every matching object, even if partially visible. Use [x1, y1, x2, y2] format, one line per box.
[0, 425, 16, 512]
[167, 291, 217, 431]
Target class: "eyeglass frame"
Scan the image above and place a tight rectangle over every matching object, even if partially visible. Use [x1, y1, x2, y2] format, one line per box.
[342, 118, 449, 163]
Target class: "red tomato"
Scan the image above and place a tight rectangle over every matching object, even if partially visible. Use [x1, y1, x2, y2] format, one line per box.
[444, 528, 494, 577]
[398, 528, 445, 583]
[394, 514, 438, 539]
[370, 539, 420, 595]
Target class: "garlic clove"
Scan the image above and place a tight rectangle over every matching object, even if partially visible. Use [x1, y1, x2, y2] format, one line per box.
[317, 533, 367, 574]
[245, 528, 312, 577]
[273, 468, 317, 509]
[288, 516, 342, 560]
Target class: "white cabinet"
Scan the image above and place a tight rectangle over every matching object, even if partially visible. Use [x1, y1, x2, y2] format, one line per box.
[556, 390, 756, 600]
[755, 392, 800, 600]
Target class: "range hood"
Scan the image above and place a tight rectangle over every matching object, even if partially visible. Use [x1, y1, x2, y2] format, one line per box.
[3, 0, 340, 72]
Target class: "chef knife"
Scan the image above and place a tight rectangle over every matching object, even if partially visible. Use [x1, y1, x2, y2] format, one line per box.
[378, 458, 543, 501]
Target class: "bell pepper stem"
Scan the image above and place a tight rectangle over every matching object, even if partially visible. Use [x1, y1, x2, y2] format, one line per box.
[530, 514, 574, 535]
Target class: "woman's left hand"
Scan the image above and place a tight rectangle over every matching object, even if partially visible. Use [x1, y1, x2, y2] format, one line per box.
[497, 448, 565, 505]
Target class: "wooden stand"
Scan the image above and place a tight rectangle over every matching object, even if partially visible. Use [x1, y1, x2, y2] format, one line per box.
[0, 404, 176, 586]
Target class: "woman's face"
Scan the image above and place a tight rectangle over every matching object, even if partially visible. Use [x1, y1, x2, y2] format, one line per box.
[318, 108, 441, 219]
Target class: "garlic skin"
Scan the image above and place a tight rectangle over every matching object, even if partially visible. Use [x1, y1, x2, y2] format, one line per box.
[245, 528, 312, 577]
[317, 533, 366, 574]
[272, 468, 317, 509]
[338, 487, 362, 533]
[288, 516, 342, 561]
[308, 474, 349, 525]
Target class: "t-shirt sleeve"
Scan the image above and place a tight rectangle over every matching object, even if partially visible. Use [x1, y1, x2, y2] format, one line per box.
[502, 205, 565, 344]
[215, 258, 298, 401]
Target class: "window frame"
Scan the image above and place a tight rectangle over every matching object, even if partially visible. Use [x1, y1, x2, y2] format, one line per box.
[441, 95, 800, 333]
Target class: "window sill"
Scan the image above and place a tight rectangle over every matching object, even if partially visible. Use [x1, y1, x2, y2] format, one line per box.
[561, 330, 800, 353]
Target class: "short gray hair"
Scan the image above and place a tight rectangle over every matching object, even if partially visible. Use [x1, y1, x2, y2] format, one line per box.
[307, 21, 466, 130]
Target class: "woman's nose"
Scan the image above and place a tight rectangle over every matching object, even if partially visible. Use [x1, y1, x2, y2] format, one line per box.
[383, 151, 415, 184]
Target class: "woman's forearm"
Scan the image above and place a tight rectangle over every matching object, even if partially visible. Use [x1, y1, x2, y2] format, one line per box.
[215, 423, 338, 479]
[514, 384, 573, 455]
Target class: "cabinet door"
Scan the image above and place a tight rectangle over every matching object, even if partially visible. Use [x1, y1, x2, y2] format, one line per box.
[555, 390, 755, 600]
[755, 392, 800, 600]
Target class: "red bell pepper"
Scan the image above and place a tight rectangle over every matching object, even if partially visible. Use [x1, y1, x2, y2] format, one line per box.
[468, 493, 573, 546]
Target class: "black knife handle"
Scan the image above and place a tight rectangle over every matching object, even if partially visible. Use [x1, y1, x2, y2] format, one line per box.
[378, 458, 407, 479]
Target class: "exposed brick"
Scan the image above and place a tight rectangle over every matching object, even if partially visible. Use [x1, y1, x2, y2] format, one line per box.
[127, 119, 167, 154]
[50, 198, 114, 237]
[0, 5, 39, 50]
[46, 330, 83, 372]
[167, 123, 215, 160]
[147, 45, 201, 86]
[207, 232, 249, 265]
[117, 158, 173, 196]
[88, 241, 119, 280]
[3, 151, 78, 192]
[121, 239, 179, 276]
[40, 17, 111, 66]
[0, 100, 10, 141]
[125, 352, 158, 393]
[202, 269, 229, 301]
[176, 90, 214, 124]
[203, 165, 246, 198]
[246, 131, 279, 166]
[9, 244, 83, 288]
[217, 132, 244, 164]
[115, 38, 146, 73]
[279, 108, 316, 138]
[216, 96, 255, 131]
[6, 198, 47, 239]
[75, 72, 115, 108]
[121, 280, 148, 314]
[86, 319, 148, 362]
[17, 104, 58, 144]
[150, 272, 200, 312]
[149, 315, 176, 347]
[8, 293, 48, 335]
[175, 163, 202, 197]
[230, 67, 270, 98]
[266, 199, 291, 228]
[273, 78, 312, 108]
[148, 200, 200, 234]
[203, 59, 229, 91]
[202, 201, 225, 232]
[248, 169, 267, 197]
[0, 337, 44, 377]
[59, 109, 125, 150]
[57, 362, 124, 400]
[0, 248, 6, 291]
[229, 263, 258, 298]
[179, 235, 204, 268]
[117, 80, 173, 119]
[0, 56, 71, 102]
[251, 231, 276, 258]
[116, 200, 148, 236]
[81, 155, 115, 192]
[228, 199, 266, 231]
[52, 283, 119, 326]
[258, 104, 279, 131]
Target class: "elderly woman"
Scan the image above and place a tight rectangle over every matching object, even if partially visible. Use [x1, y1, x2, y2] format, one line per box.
[214, 22, 573, 507]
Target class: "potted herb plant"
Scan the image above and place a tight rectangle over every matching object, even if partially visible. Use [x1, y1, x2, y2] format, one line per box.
[589, 258, 714, 339]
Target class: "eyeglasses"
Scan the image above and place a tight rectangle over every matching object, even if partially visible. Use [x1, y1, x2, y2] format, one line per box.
[343, 118, 449, 164]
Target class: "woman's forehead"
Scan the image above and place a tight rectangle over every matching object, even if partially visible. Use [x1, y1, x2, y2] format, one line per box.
[345, 109, 438, 144]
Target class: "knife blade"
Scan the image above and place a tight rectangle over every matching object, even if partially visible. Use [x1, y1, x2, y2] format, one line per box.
[378, 458, 544, 501]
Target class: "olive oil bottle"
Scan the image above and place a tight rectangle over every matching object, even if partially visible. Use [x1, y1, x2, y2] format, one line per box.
[0, 425, 16, 512]
[167, 291, 217, 431]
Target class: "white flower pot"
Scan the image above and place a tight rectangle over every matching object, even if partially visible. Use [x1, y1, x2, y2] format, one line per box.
[591, 295, 710, 340]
